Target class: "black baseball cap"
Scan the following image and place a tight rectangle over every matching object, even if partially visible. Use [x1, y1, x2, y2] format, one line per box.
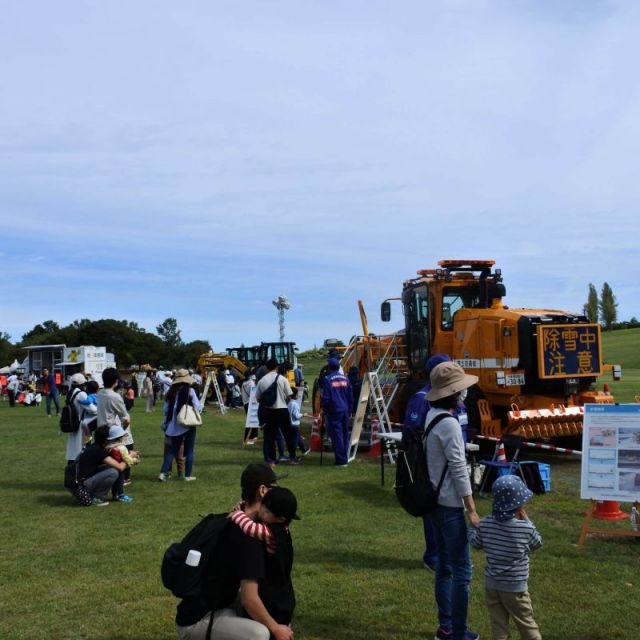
[262, 486, 300, 521]
[241, 463, 286, 495]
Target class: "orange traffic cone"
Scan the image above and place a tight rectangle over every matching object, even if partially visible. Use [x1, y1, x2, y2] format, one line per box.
[310, 415, 323, 452]
[591, 500, 627, 521]
[368, 418, 381, 457]
[496, 442, 507, 462]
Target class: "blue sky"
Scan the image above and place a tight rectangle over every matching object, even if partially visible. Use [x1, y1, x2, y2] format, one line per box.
[1, 1, 639, 351]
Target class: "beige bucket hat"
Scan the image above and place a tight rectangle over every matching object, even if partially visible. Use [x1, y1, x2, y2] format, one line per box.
[172, 368, 195, 386]
[425, 361, 478, 401]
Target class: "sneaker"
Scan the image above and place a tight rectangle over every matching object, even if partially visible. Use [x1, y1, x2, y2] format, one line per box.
[123, 479, 132, 486]
[336, 463, 349, 468]
[91, 497, 109, 507]
[288, 458, 300, 465]
[184, 476, 197, 481]
[302, 448, 311, 456]
[115, 495, 134, 503]
[278, 456, 289, 463]
[158, 472, 167, 482]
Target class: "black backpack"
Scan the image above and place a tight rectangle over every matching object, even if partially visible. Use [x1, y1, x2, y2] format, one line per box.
[161, 513, 231, 601]
[258, 374, 279, 407]
[395, 413, 449, 517]
[60, 389, 82, 433]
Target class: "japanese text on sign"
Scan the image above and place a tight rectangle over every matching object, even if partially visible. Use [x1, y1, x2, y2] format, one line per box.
[537, 324, 602, 379]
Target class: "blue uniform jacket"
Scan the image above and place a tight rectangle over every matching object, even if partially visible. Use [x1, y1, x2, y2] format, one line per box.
[320, 371, 353, 414]
[402, 384, 468, 440]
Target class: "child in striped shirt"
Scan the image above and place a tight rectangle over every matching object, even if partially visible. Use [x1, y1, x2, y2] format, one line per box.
[469, 475, 543, 640]
[229, 486, 300, 556]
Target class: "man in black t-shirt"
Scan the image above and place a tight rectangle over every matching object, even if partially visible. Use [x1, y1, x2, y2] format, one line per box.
[175, 464, 295, 640]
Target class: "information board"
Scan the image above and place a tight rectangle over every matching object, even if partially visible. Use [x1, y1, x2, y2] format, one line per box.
[244, 387, 260, 430]
[580, 404, 640, 502]
[537, 324, 602, 379]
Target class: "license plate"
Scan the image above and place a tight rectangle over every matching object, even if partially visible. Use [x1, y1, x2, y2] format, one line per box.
[505, 374, 525, 386]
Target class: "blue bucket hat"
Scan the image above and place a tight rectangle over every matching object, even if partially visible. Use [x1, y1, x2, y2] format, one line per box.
[491, 475, 533, 521]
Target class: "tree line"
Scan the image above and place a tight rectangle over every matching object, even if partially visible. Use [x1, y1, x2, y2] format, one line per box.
[0, 318, 212, 370]
[583, 282, 638, 330]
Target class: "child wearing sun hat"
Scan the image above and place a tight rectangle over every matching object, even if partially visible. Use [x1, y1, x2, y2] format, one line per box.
[468, 475, 543, 640]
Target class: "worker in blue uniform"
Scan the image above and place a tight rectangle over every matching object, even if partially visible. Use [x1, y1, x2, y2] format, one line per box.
[320, 358, 353, 466]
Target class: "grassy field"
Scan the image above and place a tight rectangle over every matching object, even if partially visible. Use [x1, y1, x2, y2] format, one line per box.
[1, 380, 640, 640]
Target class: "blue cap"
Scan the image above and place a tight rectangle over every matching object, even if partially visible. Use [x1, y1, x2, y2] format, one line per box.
[425, 354, 450, 377]
[328, 358, 340, 370]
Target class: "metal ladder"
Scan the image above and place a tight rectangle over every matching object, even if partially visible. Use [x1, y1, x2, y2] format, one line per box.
[349, 334, 409, 464]
[199, 371, 227, 415]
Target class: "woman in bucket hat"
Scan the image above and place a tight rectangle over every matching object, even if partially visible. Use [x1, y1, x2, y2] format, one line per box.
[158, 369, 202, 482]
[424, 361, 481, 640]
[469, 475, 542, 640]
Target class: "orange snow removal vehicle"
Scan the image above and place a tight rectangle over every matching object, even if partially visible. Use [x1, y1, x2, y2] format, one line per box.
[342, 260, 621, 444]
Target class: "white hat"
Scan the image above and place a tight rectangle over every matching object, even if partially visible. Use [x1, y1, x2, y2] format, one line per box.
[107, 425, 127, 441]
[70, 373, 87, 385]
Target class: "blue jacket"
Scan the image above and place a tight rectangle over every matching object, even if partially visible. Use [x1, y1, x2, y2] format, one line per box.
[402, 384, 468, 441]
[321, 371, 353, 414]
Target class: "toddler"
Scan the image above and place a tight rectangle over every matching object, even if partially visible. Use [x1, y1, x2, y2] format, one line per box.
[105, 425, 140, 502]
[287, 388, 310, 456]
[78, 380, 99, 434]
[469, 475, 542, 640]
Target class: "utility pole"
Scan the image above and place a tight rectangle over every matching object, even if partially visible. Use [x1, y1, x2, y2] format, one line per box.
[272, 295, 291, 341]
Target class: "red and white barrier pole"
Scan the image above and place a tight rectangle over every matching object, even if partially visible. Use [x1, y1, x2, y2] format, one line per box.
[476, 435, 582, 457]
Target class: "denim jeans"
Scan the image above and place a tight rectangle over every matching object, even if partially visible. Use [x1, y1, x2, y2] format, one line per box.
[161, 427, 196, 477]
[422, 514, 438, 566]
[431, 505, 472, 640]
[46, 391, 61, 416]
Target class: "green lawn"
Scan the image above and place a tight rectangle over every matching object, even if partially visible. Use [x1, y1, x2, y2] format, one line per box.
[1, 392, 639, 640]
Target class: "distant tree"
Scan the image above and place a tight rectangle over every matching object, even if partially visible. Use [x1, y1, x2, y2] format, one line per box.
[583, 283, 599, 323]
[599, 282, 618, 329]
[156, 318, 183, 348]
[21, 320, 62, 343]
[177, 340, 213, 369]
[0, 332, 13, 365]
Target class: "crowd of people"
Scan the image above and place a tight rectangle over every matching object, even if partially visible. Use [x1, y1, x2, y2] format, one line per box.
[0, 352, 545, 640]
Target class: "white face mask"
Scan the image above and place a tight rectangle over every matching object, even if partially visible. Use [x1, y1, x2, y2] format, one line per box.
[458, 388, 468, 403]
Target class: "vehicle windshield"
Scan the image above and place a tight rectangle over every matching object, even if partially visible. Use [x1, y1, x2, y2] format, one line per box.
[441, 287, 479, 330]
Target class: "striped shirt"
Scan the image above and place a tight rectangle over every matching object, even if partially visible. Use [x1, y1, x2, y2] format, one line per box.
[468, 515, 542, 592]
[229, 510, 277, 555]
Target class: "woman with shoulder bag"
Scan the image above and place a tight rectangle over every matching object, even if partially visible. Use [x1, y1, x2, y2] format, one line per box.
[158, 369, 203, 482]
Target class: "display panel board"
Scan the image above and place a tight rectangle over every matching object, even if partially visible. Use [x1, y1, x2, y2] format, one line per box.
[580, 404, 640, 502]
[537, 324, 602, 379]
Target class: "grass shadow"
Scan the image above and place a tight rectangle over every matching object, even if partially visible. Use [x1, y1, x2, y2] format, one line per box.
[332, 480, 395, 507]
[297, 547, 419, 571]
[36, 494, 79, 507]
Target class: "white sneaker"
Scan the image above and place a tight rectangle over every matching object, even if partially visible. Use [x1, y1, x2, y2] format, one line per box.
[158, 472, 167, 482]
[184, 476, 197, 482]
